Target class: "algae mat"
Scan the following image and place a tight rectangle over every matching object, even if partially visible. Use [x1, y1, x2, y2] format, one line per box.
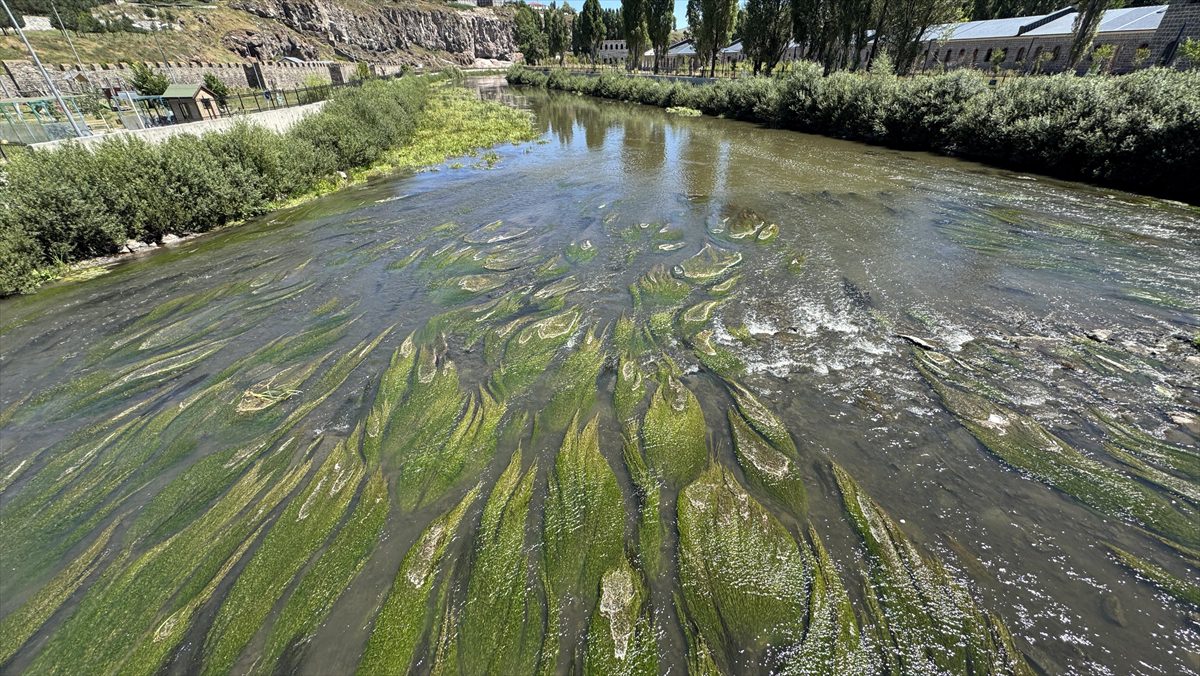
[1, 80, 1198, 675]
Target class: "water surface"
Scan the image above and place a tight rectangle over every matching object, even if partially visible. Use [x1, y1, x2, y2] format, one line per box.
[1, 78, 1198, 675]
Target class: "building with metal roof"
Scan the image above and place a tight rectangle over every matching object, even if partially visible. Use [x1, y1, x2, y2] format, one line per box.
[915, 3, 1194, 74]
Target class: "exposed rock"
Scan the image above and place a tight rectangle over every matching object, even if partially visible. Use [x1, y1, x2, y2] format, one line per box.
[1087, 329, 1113, 342]
[222, 28, 322, 62]
[229, 0, 516, 64]
[124, 239, 151, 253]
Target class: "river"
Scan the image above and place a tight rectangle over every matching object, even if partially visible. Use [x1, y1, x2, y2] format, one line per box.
[0, 77, 1197, 675]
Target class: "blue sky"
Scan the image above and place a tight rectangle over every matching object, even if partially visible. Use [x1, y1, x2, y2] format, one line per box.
[558, 0, 691, 31]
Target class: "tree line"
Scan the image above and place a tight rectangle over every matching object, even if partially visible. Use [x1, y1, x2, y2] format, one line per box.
[512, 0, 1166, 78]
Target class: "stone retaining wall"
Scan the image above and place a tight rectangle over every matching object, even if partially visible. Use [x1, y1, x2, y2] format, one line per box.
[0, 59, 408, 97]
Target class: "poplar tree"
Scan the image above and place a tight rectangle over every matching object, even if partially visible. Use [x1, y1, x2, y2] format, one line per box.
[579, 0, 607, 66]
[742, 0, 791, 74]
[688, 0, 738, 77]
[622, 0, 650, 70]
[646, 0, 674, 72]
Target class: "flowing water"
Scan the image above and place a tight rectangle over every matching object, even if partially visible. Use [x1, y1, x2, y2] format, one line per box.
[1, 77, 1198, 676]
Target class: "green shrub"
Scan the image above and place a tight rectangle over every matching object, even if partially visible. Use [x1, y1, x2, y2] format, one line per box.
[0, 77, 433, 295]
[507, 64, 1200, 201]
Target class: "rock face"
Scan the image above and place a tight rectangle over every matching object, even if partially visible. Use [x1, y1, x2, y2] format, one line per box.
[222, 28, 322, 61]
[229, 0, 516, 64]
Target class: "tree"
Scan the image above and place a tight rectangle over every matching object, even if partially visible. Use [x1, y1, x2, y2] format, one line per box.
[601, 7, 624, 39]
[882, 0, 962, 74]
[622, 0, 650, 70]
[1068, 0, 1111, 69]
[203, 73, 229, 108]
[688, 0, 738, 76]
[1089, 43, 1114, 74]
[1177, 37, 1200, 70]
[646, 0, 673, 72]
[547, 4, 570, 65]
[514, 3, 548, 64]
[578, 0, 606, 66]
[742, 0, 790, 74]
[130, 62, 169, 95]
[1, 6, 25, 35]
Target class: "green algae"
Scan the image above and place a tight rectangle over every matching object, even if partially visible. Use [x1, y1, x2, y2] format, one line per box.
[614, 355, 647, 424]
[583, 558, 660, 675]
[727, 382, 797, 456]
[538, 326, 607, 436]
[567, 239, 598, 264]
[728, 408, 807, 519]
[259, 468, 390, 675]
[689, 329, 745, 377]
[0, 521, 118, 666]
[201, 426, 369, 676]
[1093, 409, 1200, 480]
[1106, 544, 1200, 607]
[674, 243, 742, 283]
[781, 527, 872, 675]
[542, 415, 627, 672]
[358, 484, 481, 676]
[708, 274, 740, 296]
[676, 464, 808, 672]
[630, 265, 691, 307]
[489, 307, 581, 399]
[27, 446, 313, 675]
[641, 372, 708, 489]
[916, 349, 1200, 550]
[833, 464, 1032, 675]
[397, 386, 506, 513]
[441, 449, 546, 674]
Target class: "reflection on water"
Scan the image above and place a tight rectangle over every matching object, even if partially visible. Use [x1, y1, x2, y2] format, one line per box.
[1, 78, 1197, 675]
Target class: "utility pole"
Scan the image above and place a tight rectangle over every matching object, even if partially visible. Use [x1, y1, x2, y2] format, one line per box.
[0, 0, 86, 136]
[51, 0, 86, 73]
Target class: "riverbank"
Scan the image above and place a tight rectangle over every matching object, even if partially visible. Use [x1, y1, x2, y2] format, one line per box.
[0, 76, 536, 296]
[506, 65, 1200, 204]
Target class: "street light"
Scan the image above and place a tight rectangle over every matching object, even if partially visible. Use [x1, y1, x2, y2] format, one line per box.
[0, 0, 86, 136]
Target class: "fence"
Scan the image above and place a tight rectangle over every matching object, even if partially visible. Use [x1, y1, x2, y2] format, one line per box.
[0, 71, 408, 150]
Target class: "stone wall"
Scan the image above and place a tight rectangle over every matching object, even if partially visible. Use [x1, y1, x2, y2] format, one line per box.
[1, 59, 390, 96]
[1150, 0, 1200, 65]
[917, 30, 1158, 75]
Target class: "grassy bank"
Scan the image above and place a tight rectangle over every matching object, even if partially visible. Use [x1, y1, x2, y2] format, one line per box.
[0, 76, 535, 296]
[507, 65, 1200, 203]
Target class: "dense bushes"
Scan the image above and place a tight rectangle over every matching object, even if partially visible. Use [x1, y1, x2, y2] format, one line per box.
[507, 65, 1200, 202]
[0, 77, 429, 295]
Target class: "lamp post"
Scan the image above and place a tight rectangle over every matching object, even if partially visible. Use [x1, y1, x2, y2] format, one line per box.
[0, 0, 86, 136]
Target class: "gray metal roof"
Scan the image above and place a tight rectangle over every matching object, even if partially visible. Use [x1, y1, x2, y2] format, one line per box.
[668, 40, 696, 56]
[1024, 4, 1165, 36]
[721, 40, 743, 55]
[925, 4, 1165, 42]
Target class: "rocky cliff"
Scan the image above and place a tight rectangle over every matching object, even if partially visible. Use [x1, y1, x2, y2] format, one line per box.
[229, 0, 516, 64]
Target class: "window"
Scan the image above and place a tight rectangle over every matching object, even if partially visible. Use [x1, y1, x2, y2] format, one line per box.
[972, 48, 979, 62]
[1052, 46, 1061, 61]
[984, 48, 993, 62]
[1016, 47, 1025, 62]
[945, 49, 952, 61]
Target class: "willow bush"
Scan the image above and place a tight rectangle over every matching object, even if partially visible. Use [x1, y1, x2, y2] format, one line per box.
[0, 77, 429, 295]
[507, 65, 1200, 202]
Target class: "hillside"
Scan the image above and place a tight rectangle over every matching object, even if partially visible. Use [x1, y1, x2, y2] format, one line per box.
[0, 0, 516, 66]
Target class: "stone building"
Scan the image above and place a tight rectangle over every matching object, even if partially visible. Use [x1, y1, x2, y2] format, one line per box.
[916, 1, 1199, 74]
